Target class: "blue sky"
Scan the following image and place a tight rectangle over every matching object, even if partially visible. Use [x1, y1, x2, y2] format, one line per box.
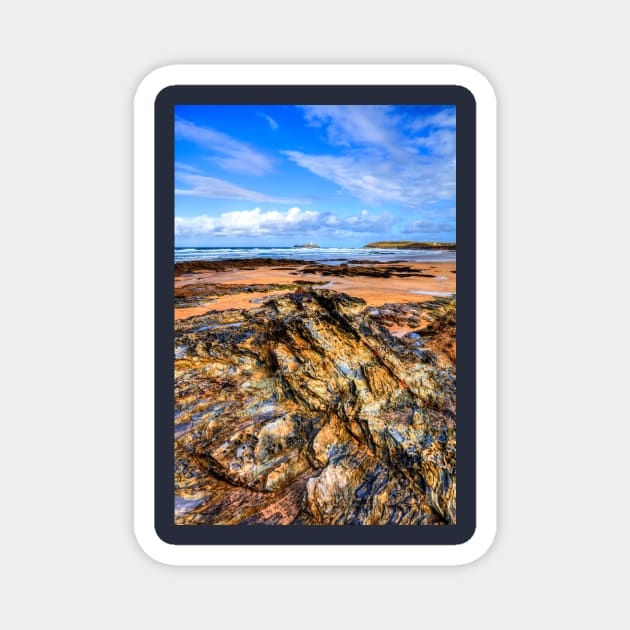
[175, 104, 456, 247]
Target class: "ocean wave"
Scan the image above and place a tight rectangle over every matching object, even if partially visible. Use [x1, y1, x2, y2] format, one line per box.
[174, 247, 456, 264]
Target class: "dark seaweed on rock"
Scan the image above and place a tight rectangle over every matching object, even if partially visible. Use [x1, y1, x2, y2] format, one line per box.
[174, 289, 456, 526]
[293, 263, 435, 279]
[174, 258, 437, 280]
[175, 258, 312, 275]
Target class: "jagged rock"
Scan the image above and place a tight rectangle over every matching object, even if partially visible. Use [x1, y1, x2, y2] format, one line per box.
[174, 289, 457, 526]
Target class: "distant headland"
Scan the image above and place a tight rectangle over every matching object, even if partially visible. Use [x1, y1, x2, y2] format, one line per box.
[293, 242, 320, 248]
[364, 240, 456, 250]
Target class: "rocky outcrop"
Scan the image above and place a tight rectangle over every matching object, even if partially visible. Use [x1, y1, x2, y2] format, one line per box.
[175, 258, 311, 275]
[174, 289, 456, 526]
[367, 298, 457, 367]
[291, 263, 436, 279]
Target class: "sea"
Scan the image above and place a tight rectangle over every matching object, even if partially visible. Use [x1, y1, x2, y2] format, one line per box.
[175, 246, 456, 264]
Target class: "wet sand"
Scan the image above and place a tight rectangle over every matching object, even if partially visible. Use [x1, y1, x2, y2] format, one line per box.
[175, 261, 456, 320]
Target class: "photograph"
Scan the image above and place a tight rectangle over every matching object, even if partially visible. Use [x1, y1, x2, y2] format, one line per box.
[172, 104, 457, 526]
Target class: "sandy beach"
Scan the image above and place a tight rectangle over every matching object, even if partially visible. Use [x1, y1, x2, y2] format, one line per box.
[175, 260, 456, 320]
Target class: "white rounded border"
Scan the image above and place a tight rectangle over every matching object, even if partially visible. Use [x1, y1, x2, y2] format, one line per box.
[134, 64, 496, 566]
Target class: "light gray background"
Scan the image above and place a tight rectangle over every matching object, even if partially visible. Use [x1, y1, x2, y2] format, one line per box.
[2, 1, 627, 627]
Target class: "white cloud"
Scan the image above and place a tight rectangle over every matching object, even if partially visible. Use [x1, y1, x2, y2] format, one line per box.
[407, 108, 456, 132]
[413, 128, 456, 157]
[174, 161, 203, 174]
[175, 118, 273, 176]
[259, 113, 279, 130]
[284, 106, 456, 209]
[175, 172, 305, 204]
[303, 105, 407, 159]
[175, 207, 394, 238]
[403, 218, 455, 235]
[283, 150, 454, 208]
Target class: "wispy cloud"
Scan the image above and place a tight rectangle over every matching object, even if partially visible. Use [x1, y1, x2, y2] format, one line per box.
[258, 113, 279, 130]
[283, 150, 454, 209]
[303, 105, 408, 159]
[407, 108, 456, 132]
[402, 218, 455, 235]
[174, 161, 203, 174]
[413, 128, 456, 157]
[175, 207, 394, 238]
[175, 118, 274, 176]
[284, 106, 456, 209]
[175, 172, 305, 204]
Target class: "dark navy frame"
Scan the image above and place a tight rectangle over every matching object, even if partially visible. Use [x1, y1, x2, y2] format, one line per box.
[154, 85, 476, 545]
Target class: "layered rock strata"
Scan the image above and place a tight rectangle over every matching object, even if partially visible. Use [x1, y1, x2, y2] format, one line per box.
[174, 288, 456, 526]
